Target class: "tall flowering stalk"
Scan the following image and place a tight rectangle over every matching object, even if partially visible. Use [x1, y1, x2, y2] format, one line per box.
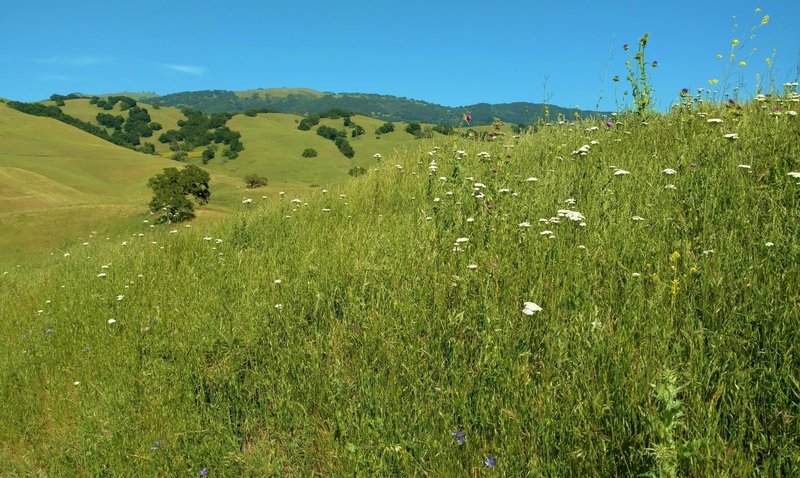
[625, 33, 655, 113]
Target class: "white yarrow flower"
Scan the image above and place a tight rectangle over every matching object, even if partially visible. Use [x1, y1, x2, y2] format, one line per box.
[662, 168, 677, 175]
[614, 169, 631, 176]
[787, 172, 800, 179]
[522, 302, 543, 315]
[723, 133, 739, 140]
[107, 319, 116, 325]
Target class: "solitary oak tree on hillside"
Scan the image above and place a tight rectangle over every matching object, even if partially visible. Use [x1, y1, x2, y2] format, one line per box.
[147, 165, 210, 223]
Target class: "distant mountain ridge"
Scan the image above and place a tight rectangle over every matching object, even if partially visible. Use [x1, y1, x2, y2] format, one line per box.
[142, 88, 607, 125]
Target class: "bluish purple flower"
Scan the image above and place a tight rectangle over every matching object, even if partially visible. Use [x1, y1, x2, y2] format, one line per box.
[150, 440, 161, 452]
[483, 455, 497, 467]
[45, 327, 53, 335]
[199, 467, 208, 476]
[452, 428, 466, 445]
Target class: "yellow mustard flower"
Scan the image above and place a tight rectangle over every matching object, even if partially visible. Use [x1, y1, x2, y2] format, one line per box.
[716, 54, 723, 60]
[739, 60, 747, 67]
[761, 15, 769, 25]
[732, 38, 740, 46]
[709, 79, 719, 85]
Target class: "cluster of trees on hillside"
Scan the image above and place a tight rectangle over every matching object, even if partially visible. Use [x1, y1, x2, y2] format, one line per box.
[49, 93, 85, 106]
[315, 125, 354, 158]
[93, 105, 162, 148]
[297, 109, 356, 131]
[375, 122, 394, 135]
[158, 109, 244, 160]
[144, 89, 607, 125]
[6, 100, 155, 153]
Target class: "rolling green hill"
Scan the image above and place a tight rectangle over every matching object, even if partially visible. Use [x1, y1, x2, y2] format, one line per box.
[144, 88, 605, 125]
[0, 101, 446, 260]
[1, 96, 798, 475]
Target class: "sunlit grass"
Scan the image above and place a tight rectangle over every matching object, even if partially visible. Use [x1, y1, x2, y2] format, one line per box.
[1, 92, 798, 475]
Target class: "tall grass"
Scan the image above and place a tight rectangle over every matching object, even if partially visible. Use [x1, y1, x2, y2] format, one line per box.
[1, 93, 799, 475]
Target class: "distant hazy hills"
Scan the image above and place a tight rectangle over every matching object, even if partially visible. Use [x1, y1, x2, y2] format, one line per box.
[141, 88, 606, 125]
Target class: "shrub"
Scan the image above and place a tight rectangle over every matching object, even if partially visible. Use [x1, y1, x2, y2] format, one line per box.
[348, 166, 367, 177]
[244, 174, 268, 188]
[376, 122, 395, 135]
[335, 137, 355, 158]
[405, 122, 422, 137]
[302, 148, 318, 158]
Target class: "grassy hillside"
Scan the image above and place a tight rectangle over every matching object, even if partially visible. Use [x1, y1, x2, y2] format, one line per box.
[0, 101, 442, 260]
[0, 104, 265, 262]
[1, 95, 798, 475]
[145, 88, 604, 124]
[57, 98, 186, 154]
[212, 113, 430, 185]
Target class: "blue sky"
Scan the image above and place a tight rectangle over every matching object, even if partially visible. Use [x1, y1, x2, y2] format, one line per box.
[2, 1, 798, 111]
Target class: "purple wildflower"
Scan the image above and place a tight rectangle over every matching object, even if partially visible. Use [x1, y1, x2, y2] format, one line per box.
[199, 467, 208, 477]
[484, 455, 497, 467]
[452, 428, 466, 445]
[652, 60, 658, 67]
[605, 121, 614, 128]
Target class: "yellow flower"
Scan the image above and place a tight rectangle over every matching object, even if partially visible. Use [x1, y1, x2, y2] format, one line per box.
[716, 54, 723, 60]
[739, 60, 747, 67]
[670, 251, 681, 262]
[766, 58, 773, 66]
[761, 15, 769, 25]
[709, 79, 719, 85]
[732, 38, 740, 46]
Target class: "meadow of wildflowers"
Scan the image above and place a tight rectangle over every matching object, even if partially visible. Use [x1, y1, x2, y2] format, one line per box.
[1, 85, 799, 475]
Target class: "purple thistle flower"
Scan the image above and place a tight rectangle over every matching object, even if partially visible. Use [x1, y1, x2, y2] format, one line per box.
[452, 428, 466, 445]
[483, 455, 497, 467]
[605, 121, 614, 128]
[681, 88, 689, 95]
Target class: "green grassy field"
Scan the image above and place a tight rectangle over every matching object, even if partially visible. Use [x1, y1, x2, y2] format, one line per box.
[0, 102, 437, 262]
[0, 103, 184, 260]
[1, 93, 798, 475]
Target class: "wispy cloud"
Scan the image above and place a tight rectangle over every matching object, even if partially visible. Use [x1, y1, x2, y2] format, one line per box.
[164, 64, 205, 76]
[37, 74, 74, 81]
[35, 55, 113, 66]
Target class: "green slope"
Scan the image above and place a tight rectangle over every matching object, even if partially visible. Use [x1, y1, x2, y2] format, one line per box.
[0, 104, 205, 260]
[1, 99, 798, 475]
